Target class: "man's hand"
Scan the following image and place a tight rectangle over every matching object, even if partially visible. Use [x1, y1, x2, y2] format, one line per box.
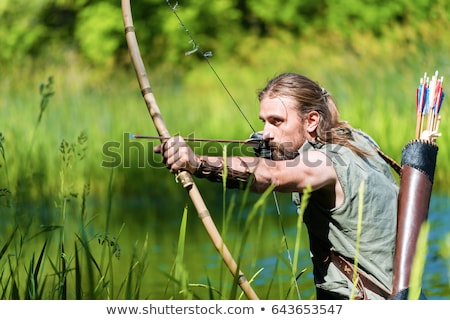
[153, 136, 200, 174]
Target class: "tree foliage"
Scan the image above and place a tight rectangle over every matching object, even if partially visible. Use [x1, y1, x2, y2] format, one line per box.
[75, 2, 123, 65]
[1, 0, 448, 66]
[0, 1, 48, 62]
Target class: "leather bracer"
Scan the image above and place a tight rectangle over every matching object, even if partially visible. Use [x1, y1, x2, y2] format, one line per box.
[194, 157, 254, 189]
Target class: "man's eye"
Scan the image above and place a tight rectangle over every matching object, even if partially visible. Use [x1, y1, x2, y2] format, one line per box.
[273, 119, 282, 125]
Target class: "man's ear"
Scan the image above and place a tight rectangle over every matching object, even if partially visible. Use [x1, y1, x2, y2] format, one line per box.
[305, 111, 320, 133]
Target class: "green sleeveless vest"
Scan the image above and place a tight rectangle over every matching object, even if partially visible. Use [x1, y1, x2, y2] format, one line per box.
[292, 129, 399, 299]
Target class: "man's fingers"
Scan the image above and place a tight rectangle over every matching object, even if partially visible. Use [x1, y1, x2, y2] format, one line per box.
[153, 137, 178, 154]
[154, 137, 191, 173]
[153, 144, 162, 154]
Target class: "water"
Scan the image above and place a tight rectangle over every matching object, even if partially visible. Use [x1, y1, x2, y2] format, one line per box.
[246, 193, 450, 299]
[422, 194, 450, 299]
[102, 189, 450, 299]
[174, 191, 450, 299]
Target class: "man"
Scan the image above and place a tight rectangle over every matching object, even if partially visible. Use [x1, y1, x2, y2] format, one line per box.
[154, 72, 398, 300]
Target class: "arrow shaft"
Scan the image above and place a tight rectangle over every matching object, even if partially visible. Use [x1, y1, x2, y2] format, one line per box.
[131, 134, 260, 147]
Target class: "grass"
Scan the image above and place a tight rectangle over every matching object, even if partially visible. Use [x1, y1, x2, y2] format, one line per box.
[0, 92, 309, 299]
[1, 31, 449, 299]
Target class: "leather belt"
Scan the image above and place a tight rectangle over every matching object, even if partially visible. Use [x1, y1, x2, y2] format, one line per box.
[330, 250, 391, 299]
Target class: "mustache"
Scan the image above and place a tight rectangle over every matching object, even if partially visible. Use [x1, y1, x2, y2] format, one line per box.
[269, 141, 299, 160]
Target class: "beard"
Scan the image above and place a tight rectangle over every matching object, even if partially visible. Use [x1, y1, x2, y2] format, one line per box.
[270, 141, 300, 160]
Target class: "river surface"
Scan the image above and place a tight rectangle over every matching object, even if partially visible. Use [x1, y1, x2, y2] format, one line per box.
[421, 194, 450, 299]
[248, 192, 450, 299]
[122, 190, 450, 299]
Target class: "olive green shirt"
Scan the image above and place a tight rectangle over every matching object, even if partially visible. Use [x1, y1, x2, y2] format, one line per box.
[292, 129, 398, 299]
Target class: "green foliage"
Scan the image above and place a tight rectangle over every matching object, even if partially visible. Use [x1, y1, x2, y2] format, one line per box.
[246, 0, 325, 35]
[75, 2, 123, 65]
[1, 0, 449, 66]
[325, 0, 404, 35]
[0, 1, 47, 62]
[324, 0, 449, 40]
[161, 0, 242, 66]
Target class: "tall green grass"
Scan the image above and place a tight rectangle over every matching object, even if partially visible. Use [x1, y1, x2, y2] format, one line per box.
[0, 85, 310, 299]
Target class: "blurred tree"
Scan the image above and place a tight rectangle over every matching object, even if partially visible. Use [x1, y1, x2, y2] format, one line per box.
[74, 1, 123, 65]
[0, 1, 47, 62]
[0, 0, 448, 68]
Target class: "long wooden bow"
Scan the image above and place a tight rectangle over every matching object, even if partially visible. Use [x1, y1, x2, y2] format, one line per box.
[121, 0, 258, 300]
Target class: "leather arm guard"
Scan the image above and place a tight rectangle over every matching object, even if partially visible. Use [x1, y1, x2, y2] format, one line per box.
[194, 157, 254, 189]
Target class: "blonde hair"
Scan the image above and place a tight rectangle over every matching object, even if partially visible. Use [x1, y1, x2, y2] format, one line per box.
[258, 73, 369, 157]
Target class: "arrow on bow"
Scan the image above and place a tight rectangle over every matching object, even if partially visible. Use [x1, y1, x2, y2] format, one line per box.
[121, 0, 259, 300]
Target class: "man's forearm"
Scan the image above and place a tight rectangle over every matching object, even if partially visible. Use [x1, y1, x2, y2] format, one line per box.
[194, 156, 258, 189]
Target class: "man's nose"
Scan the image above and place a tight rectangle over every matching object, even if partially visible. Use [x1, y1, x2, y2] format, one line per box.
[262, 128, 272, 140]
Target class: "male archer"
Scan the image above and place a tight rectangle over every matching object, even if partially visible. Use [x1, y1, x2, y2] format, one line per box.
[155, 72, 398, 299]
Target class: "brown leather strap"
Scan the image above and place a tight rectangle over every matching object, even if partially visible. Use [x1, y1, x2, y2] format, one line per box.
[330, 251, 391, 299]
[194, 157, 255, 189]
[376, 148, 402, 175]
[352, 129, 402, 176]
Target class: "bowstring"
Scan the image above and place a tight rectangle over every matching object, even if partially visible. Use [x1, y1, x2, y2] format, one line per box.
[166, 0, 301, 299]
[272, 192, 301, 299]
[166, 0, 255, 133]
